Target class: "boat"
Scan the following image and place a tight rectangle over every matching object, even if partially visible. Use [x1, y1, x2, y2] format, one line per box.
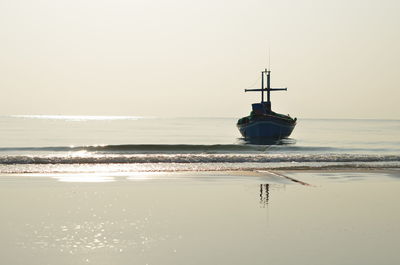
[237, 68, 297, 140]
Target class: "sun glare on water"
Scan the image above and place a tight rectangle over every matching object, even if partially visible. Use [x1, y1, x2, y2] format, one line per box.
[11, 115, 147, 121]
[24, 171, 165, 183]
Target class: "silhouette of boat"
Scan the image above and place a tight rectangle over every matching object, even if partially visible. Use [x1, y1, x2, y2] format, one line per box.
[237, 69, 296, 139]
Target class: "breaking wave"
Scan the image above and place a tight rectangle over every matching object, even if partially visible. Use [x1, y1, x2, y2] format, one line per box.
[0, 144, 272, 153]
[1, 153, 399, 165]
[0, 144, 395, 154]
[1, 144, 399, 173]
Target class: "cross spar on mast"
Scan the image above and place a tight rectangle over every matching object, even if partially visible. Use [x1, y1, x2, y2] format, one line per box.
[245, 69, 287, 112]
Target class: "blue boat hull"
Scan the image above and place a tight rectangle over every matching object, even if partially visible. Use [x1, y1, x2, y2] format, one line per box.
[237, 118, 296, 139]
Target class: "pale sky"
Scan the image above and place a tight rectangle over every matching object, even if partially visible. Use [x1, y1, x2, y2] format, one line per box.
[1, 0, 399, 119]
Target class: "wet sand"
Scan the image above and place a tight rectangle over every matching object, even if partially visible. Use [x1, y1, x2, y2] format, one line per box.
[0, 169, 399, 265]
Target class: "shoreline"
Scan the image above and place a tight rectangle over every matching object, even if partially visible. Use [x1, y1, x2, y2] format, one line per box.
[1, 167, 399, 186]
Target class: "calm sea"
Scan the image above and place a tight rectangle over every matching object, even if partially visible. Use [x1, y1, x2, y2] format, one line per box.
[0, 115, 399, 174]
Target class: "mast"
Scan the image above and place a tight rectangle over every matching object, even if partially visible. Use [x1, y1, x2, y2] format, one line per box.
[245, 69, 287, 112]
[266, 70, 271, 111]
[266, 70, 270, 103]
[261, 71, 264, 103]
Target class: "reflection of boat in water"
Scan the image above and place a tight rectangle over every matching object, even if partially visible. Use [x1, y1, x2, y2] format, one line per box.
[237, 69, 296, 139]
[260, 184, 270, 207]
